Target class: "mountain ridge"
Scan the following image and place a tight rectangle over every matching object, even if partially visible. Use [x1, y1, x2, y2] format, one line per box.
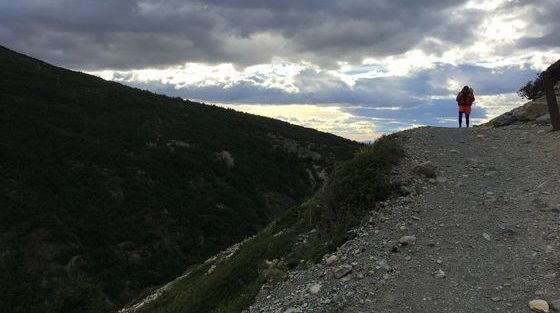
[123, 101, 560, 312]
[0, 45, 359, 313]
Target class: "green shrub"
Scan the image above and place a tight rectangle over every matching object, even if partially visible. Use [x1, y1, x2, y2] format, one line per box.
[137, 135, 403, 313]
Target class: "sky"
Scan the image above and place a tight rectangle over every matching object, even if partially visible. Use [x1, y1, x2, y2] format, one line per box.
[1, 0, 559, 141]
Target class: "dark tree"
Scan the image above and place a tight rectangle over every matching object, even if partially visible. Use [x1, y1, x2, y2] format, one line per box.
[518, 59, 560, 101]
[517, 75, 544, 100]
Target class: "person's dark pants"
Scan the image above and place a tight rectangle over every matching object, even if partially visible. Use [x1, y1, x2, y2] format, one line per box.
[459, 112, 470, 128]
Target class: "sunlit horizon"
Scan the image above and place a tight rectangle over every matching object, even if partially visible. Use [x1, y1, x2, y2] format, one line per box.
[3, 0, 557, 140]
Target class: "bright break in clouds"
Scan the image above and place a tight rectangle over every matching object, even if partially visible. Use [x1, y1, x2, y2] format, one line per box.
[2, 0, 559, 139]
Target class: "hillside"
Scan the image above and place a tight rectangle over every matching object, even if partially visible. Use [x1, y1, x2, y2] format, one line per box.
[124, 108, 560, 312]
[120, 136, 404, 313]
[0, 46, 360, 313]
[249, 124, 560, 312]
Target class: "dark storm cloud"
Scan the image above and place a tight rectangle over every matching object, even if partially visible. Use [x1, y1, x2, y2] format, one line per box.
[0, 0, 222, 69]
[0, 0, 485, 70]
[516, 0, 560, 49]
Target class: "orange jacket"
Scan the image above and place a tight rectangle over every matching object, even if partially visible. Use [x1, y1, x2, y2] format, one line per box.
[456, 92, 475, 106]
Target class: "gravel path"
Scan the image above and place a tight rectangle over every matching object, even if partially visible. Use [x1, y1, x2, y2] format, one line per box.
[249, 124, 560, 313]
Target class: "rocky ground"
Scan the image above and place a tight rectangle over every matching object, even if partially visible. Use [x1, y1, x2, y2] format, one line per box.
[248, 123, 560, 313]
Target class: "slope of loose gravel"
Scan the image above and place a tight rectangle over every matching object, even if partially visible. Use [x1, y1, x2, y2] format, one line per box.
[248, 124, 560, 313]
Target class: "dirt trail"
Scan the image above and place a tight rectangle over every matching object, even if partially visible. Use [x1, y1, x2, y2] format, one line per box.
[249, 124, 560, 313]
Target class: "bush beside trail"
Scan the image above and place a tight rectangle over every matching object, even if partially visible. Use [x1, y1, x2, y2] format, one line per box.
[128, 136, 404, 313]
[518, 59, 560, 100]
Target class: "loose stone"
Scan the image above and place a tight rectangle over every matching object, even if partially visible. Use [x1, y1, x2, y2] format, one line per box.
[339, 274, 353, 283]
[376, 259, 392, 272]
[399, 235, 417, 246]
[435, 269, 446, 279]
[413, 161, 437, 178]
[529, 299, 550, 313]
[325, 255, 339, 265]
[333, 264, 353, 279]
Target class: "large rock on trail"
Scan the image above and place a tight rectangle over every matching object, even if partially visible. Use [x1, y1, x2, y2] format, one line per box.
[490, 81, 560, 127]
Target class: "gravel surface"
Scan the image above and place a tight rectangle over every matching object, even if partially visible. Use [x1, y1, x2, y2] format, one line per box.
[248, 124, 560, 313]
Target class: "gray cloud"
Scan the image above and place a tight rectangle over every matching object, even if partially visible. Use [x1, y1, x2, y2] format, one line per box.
[344, 100, 487, 121]
[128, 62, 536, 109]
[0, 0, 222, 69]
[517, 0, 560, 49]
[0, 0, 492, 70]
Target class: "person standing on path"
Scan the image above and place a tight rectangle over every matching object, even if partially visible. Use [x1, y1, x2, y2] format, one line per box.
[456, 86, 475, 128]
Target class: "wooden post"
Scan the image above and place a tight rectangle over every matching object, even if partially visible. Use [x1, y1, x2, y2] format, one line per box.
[542, 72, 560, 131]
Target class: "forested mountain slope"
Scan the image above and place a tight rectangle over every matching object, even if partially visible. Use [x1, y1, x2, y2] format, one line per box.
[0, 46, 359, 313]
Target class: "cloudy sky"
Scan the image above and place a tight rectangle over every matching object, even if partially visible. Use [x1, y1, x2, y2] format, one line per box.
[2, 0, 559, 140]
